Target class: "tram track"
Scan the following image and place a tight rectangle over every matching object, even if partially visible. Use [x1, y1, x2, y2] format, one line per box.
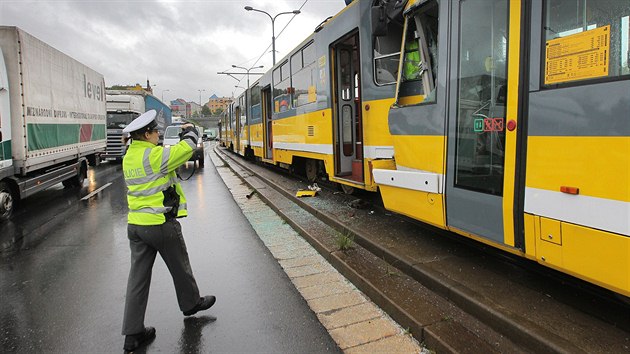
[213, 145, 630, 353]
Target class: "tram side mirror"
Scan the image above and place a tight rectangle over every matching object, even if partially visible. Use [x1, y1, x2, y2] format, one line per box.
[372, 5, 388, 37]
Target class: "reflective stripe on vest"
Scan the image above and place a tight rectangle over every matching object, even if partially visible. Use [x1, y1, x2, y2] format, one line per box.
[124, 139, 193, 225]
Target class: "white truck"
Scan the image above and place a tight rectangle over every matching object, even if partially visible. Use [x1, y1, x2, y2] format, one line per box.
[0, 26, 106, 219]
[104, 90, 172, 161]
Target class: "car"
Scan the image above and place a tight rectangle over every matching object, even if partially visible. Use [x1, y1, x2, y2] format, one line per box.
[203, 128, 218, 141]
[163, 125, 204, 167]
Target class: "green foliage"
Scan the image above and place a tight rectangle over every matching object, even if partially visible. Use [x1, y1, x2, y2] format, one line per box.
[201, 105, 211, 116]
[106, 84, 141, 90]
[335, 231, 354, 251]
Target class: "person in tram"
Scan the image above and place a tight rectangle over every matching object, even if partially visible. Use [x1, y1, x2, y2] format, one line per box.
[120, 110, 215, 352]
[402, 38, 422, 81]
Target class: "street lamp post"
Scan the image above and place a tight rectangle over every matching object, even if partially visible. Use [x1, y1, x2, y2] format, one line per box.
[198, 89, 205, 117]
[161, 89, 170, 102]
[231, 65, 264, 89]
[244, 6, 301, 65]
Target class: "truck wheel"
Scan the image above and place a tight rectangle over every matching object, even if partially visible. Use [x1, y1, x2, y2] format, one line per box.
[0, 181, 16, 220]
[62, 163, 86, 188]
[87, 154, 100, 167]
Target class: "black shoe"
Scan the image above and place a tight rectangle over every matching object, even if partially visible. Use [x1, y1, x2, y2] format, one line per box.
[183, 295, 216, 316]
[123, 326, 156, 352]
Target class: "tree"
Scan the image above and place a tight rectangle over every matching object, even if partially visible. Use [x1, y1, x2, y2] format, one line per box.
[201, 105, 211, 116]
[107, 84, 143, 90]
[108, 84, 129, 90]
[212, 107, 224, 115]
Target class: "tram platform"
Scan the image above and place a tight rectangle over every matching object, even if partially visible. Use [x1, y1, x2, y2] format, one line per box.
[214, 145, 630, 353]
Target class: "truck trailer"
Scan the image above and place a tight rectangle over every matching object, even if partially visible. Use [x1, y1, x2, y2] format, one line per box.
[0, 26, 107, 220]
[103, 90, 172, 161]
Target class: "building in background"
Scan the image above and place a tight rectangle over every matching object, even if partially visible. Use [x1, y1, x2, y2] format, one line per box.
[206, 94, 231, 115]
[168, 94, 231, 120]
[170, 98, 189, 118]
[170, 99, 204, 119]
[189, 101, 201, 117]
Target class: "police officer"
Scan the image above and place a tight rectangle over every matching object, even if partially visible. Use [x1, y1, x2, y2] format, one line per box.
[120, 110, 215, 352]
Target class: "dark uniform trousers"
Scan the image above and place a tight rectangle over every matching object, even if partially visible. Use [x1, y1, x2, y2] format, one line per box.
[122, 219, 200, 335]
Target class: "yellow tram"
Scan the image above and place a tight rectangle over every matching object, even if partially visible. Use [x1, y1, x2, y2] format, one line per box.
[372, 0, 630, 297]
[227, 0, 404, 193]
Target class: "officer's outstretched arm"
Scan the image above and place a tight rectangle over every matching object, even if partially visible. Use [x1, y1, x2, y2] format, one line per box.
[164, 127, 199, 173]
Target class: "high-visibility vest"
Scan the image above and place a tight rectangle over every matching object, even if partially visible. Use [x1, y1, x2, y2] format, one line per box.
[123, 138, 196, 225]
[403, 40, 421, 81]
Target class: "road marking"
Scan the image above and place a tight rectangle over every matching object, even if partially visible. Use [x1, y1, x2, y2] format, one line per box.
[81, 182, 112, 200]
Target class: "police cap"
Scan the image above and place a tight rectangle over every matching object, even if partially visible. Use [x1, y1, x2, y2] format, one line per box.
[122, 110, 158, 134]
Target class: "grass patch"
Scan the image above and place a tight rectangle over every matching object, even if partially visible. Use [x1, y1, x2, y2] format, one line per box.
[335, 231, 355, 251]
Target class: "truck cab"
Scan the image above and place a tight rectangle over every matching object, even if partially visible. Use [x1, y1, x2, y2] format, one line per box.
[103, 93, 144, 162]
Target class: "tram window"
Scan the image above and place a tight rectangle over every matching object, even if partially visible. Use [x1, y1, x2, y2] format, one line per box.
[340, 49, 353, 101]
[251, 83, 261, 122]
[291, 52, 302, 74]
[543, 0, 630, 85]
[281, 62, 290, 81]
[372, 0, 403, 86]
[238, 96, 246, 128]
[273, 61, 292, 113]
[291, 42, 317, 107]
[397, 0, 439, 106]
[373, 31, 402, 86]
[454, 0, 508, 196]
[303, 42, 316, 65]
[293, 62, 317, 107]
[289, 42, 317, 107]
[273, 68, 281, 86]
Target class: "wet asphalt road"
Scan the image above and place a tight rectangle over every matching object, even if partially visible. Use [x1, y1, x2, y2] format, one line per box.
[0, 145, 341, 353]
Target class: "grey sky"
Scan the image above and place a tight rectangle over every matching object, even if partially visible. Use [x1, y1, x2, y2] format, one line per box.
[0, 0, 346, 104]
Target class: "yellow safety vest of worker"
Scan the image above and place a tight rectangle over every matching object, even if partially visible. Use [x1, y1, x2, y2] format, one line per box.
[123, 138, 195, 225]
[403, 39, 421, 81]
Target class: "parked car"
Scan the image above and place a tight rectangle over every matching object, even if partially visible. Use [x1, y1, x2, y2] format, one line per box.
[163, 125, 204, 167]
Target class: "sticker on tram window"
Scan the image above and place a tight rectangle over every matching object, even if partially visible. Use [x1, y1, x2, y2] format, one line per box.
[474, 118, 504, 132]
[544, 25, 610, 85]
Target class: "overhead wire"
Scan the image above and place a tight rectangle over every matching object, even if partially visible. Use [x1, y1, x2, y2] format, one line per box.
[233, 0, 310, 87]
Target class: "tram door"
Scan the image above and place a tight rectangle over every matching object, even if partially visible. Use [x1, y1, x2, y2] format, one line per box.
[228, 103, 235, 151]
[234, 103, 241, 154]
[445, 0, 517, 245]
[262, 86, 273, 159]
[332, 32, 363, 180]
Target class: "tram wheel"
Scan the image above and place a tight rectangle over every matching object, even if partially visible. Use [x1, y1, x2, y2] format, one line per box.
[340, 184, 355, 195]
[305, 159, 318, 182]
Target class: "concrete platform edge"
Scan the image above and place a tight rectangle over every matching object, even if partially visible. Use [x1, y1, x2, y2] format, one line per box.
[213, 146, 577, 353]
